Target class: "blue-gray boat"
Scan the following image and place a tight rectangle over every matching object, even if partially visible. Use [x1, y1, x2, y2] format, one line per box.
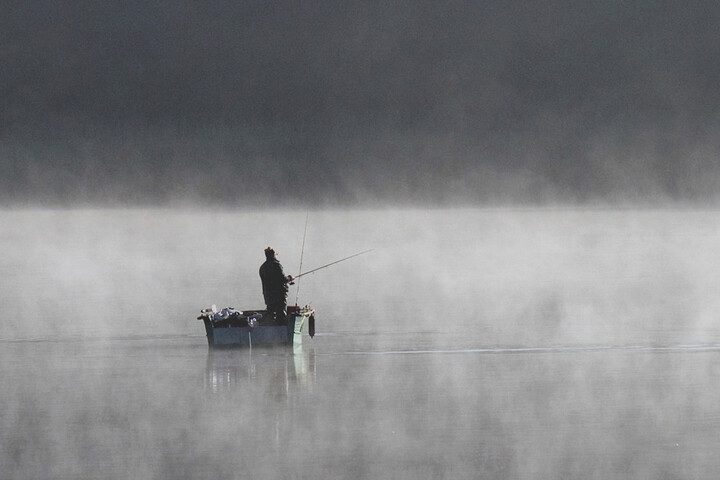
[197, 305, 315, 348]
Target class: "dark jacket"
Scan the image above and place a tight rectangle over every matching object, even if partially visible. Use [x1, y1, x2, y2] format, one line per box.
[259, 258, 289, 306]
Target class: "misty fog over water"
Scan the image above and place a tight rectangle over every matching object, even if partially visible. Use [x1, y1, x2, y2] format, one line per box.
[3, 208, 720, 344]
[3, 208, 720, 478]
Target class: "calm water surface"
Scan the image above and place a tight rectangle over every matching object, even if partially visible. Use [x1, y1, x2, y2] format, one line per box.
[3, 208, 720, 479]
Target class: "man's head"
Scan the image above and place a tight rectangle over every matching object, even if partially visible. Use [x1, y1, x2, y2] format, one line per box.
[264, 247, 276, 260]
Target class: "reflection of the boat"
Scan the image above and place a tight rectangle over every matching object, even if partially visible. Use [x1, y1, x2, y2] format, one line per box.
[204, 345, 316, 395]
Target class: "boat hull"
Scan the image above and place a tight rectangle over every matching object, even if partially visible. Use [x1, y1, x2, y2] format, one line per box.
[200, 307, 313, 348]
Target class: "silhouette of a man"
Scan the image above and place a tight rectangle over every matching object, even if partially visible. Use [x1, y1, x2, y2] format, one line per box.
[259, 247, 292, 324]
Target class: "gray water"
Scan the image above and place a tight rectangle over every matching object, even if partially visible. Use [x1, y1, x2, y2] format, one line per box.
[3, 208, 720, 479]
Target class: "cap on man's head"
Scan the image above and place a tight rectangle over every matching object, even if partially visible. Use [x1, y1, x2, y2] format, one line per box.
[264, 247, 275, 258]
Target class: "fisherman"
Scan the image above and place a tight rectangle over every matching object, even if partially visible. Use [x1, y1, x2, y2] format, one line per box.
[259, 247, 293, 324]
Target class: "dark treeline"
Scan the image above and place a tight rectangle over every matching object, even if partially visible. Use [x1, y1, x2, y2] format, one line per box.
[3, 1, 720, 206]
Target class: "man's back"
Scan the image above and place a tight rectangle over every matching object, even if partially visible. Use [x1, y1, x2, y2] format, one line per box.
[259, 258, 287, 296]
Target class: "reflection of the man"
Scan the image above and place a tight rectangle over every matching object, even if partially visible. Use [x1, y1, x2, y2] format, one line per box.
[204, 345, 316, 395]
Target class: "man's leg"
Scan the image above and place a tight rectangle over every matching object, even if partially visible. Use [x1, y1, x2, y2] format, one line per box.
[268, 302, 287, 324]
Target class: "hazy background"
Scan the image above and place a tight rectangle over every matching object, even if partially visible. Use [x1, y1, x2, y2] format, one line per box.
[4, 208, 720, 346]
[3, 0, 720, 207]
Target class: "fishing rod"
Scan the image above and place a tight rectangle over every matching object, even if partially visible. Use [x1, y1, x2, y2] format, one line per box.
[294, 212, 309, 305]
[289, 249, 373, 282]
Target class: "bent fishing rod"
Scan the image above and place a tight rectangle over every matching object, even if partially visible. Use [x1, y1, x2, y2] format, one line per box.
[288, 249, 372, 283]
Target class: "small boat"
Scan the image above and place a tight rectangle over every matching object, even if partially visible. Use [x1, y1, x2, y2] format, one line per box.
[195, 247, 368, 348]
[197, 305, 315, 348]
